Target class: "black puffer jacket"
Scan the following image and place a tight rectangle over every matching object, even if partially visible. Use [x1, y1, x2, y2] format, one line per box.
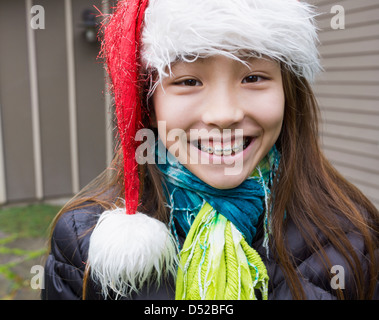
[42, 204, 378, 300]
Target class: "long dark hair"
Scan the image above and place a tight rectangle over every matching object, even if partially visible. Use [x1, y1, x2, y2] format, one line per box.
[49, 65, 379, 300]
[271, 67, 379, 299]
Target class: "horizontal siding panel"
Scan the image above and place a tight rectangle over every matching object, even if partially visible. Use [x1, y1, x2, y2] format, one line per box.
[327, 162, 379, 204]
[318, 25, 379, 43]
[318, 38, 379, 57]
[323, 147, 379, 174]
[349, 181, 379, 204]
[320, 108, 379, 128]
[315, 0, 379, 16]
[315, 96, 379, 113]
[321, 135, 379, 159]
[320, 122, 379, 143]
[328, 162, 379, 190]
[315, 69, 379, 83]
[313, 0, 379, 210]
[320, 54, 379, 69]
[313, 83, 379, 98]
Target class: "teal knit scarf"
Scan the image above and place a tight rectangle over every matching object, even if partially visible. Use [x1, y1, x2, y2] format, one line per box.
[155, 140, 280, 299]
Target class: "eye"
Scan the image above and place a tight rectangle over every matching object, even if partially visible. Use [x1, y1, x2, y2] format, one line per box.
[175, 78, 202, 86]
[242, 75, 265, 83]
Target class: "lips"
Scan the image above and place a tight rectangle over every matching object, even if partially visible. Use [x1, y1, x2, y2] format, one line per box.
[196, 136, 253, 156]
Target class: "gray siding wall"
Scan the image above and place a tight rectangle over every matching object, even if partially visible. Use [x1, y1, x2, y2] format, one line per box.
[312, 0, 379, 209]
[0, 0, 113, 205]
[0, 0, 35, 202]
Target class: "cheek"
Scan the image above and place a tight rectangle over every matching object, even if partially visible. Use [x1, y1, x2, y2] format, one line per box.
[253, 90, 285, 133]
[153, 94, 170, 125]
[152, 91, 193, 154]
[153, 92, 176, 135]
[265, 105, 284, 132]
[153, 92, 198, 135]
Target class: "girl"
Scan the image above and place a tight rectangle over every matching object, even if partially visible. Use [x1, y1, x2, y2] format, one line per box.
[42, 0, 379, 300]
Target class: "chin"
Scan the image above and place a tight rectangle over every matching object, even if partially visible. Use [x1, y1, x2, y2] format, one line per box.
[208, 180, 245, 190]
[193, 167, 251, 190]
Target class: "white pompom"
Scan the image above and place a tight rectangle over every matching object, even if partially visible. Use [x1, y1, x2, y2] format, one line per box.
[87, 208, 178, 298]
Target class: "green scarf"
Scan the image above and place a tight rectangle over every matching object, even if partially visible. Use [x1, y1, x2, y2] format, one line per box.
[175, 202, 269, 300]
[156, 141, 280, 300]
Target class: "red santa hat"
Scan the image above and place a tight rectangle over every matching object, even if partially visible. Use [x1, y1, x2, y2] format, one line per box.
[87, 0, 321, 298]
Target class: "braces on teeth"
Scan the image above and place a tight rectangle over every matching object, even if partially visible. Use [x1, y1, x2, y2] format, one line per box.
[198, 138, 250, 156]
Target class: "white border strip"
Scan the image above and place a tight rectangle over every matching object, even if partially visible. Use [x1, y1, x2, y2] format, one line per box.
[26, 0, 43, 200]
[65, 0, 80, 193]
[103, 1, 113, 166]
[0, 104, 7, 204]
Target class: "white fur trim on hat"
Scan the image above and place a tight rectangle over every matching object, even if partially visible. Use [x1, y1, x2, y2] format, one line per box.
[87, 208, 178, 299]
[141, 0, 322, 82]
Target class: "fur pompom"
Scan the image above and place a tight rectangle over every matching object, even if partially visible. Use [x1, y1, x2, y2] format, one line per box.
[87, 208, 178, 298]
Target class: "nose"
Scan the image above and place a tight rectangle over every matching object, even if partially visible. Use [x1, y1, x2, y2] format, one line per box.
[201, 86, 244, 129]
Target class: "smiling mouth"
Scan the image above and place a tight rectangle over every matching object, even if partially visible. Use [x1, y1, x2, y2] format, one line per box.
[195, 137, 253, 156]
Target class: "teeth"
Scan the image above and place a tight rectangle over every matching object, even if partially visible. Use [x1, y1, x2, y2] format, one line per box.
[213, 145, 223, 156]
[197, 138, 249, 156]
[200, 145, 213, 154]
[222, 145, 232, 156]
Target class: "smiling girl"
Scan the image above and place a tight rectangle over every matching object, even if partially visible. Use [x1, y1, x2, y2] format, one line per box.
[153, 56, 285, 189]
[42, 0, 379, 300]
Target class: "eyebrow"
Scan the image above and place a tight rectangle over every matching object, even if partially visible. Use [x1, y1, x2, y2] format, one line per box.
[170, 55, 279, 74]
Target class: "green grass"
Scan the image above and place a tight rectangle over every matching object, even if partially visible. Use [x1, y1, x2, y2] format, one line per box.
[0, 204, 61, 238]
[0, 204, 62, 299]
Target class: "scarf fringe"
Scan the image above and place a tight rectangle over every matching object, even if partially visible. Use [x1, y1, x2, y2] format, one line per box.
[176, 203, 269, 300]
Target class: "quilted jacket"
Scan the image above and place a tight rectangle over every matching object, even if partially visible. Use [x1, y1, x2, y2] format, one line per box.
[41, 203, 378, 300]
